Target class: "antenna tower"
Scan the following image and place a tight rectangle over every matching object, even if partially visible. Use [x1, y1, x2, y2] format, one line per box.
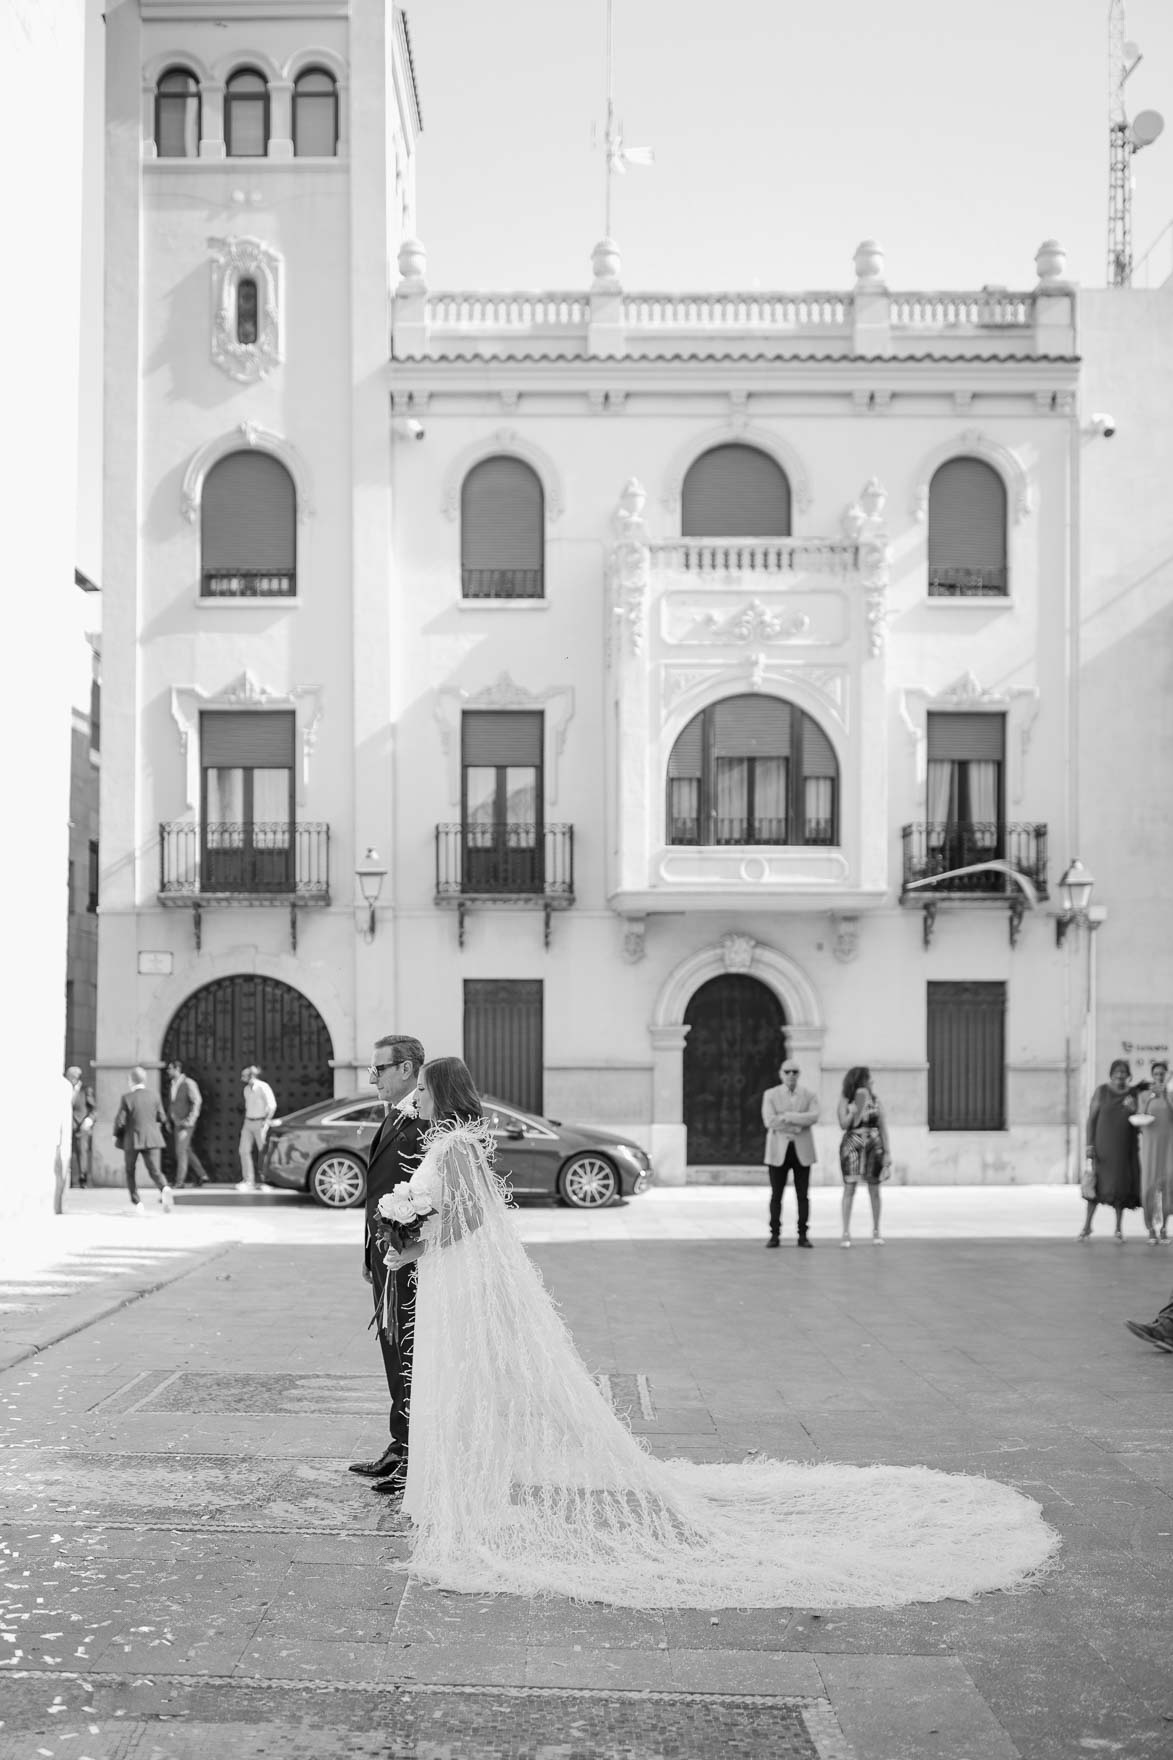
[1108, 0, 1132, 284]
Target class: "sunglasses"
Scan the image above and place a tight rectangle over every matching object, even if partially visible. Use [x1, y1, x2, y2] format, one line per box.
[368, 1061, 405, 1080]
[782, 1067, 800, 1076]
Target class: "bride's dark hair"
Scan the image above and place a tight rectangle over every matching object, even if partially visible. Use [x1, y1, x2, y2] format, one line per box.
[423, 1056, 484, 1125]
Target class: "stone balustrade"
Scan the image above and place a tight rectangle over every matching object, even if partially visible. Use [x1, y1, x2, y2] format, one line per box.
[648, 538, 858, 576]
[621, 293, 849, 328]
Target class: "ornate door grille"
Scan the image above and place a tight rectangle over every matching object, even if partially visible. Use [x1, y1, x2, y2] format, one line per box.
[683, 975, 786, 1165]
[161, 976, 334, 1182]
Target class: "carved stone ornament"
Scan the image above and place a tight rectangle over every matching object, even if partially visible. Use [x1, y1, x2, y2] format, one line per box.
[208, 236, 284, 384]
[607, 478, 651, 663]
[686, 598, 811, 645]
[181, 424, 314, 525]
[433, 673, 575, 806]
[830, 913, 861, 964]
[721, 931, 756, 974]
[170, 671, 323, 811]
[842, 478, 891, 658]
[900, 675, 1041, 801]
[662, 666, 722, 709]
[621, 915, 647, 964]
[910, 430, 1031, 525]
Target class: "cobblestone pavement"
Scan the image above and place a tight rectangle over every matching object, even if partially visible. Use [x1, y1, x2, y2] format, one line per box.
[2, 1210, 1172, 1757]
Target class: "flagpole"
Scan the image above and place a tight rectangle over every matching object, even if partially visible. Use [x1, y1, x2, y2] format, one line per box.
[604, 0, 615, 239]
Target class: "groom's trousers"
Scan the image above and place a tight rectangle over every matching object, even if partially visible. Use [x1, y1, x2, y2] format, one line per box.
[371, 1257, 416, 1452]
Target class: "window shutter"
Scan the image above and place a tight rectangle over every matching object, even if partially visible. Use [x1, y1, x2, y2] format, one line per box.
[681, 445, 791, 537]
[200, 710, 295, 768]
[461, 711, 543, 767]
[464, 979, 544, 1114]
[461, 458, 544, 569]
[927, 981, 1006, 1130]
[202, 453, 296, 570]
[802, 716, 837, 777]
[926, 712, 1005, 763]
[927, 459, 1007, 569]
[668, 714, 704, 778]
[293, 71, 337, 156]
[712, 696, 791, 758]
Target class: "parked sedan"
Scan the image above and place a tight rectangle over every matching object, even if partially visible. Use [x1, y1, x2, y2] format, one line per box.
[260, 1093, 654, 1210]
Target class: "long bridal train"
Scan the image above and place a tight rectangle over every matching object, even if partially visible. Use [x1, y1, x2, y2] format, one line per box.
[399, 1121, 1060, 1610]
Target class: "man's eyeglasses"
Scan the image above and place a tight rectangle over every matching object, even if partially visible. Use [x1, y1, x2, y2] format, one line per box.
[368, 1061, 402, 1081]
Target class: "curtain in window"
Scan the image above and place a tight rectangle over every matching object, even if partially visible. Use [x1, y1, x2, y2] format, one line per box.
[715, 758, 748, 843]
[755, 757, 788, 842]
[967, 761, 999, 844]
[927, 760, 954, 828]
[803, 775, 834, 841]
[252, 769, 291, 845]
[206, 769, 245, 845]
[668, 777, 700, 841]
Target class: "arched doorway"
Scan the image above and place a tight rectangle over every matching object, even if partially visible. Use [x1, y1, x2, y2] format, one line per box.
[161, 976, 334, 1182]
[683, 975, 786, 1165]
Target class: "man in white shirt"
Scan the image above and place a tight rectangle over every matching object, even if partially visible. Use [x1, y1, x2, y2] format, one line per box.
[238, 1065, 277, 1190]
[761, 1058, 821, 1249]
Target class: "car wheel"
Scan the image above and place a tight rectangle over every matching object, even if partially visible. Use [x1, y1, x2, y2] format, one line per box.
[559, 1154, 619, 1209]
[309, 1152, 367, 1209]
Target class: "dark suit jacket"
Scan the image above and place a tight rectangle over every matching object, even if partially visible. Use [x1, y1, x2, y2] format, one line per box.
[117, 1086, 168, 1151]
[168, 1075, 202, 1126]
[363, 1106, 426, 1275]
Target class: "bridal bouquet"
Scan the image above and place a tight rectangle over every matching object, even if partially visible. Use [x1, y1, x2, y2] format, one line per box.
[375, 1180, 435, 1261]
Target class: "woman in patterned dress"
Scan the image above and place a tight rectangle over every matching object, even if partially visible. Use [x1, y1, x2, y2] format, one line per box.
[837, 1066, 891, 1247]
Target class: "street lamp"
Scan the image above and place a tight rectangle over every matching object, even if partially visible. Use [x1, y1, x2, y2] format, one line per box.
[1055, 858, 1095, 946]
[355, 847, 387, 942]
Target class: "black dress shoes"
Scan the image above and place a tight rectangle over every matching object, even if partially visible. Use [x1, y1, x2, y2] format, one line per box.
[349, 1444, 405, 1478]
[798, 1237, 813, 1249]
[372, 1458, 408, 1493]
[765, 1237, 780, 1249]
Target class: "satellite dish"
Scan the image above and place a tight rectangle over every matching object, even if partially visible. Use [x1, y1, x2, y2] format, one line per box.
[1131, 109, 1166, 148]
[1123, 39, 1142, 66]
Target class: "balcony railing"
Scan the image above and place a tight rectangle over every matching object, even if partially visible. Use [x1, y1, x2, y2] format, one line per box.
[435, 823, 574, 900]
[669, 818, 837, 848]
[201, 568, 296, 599]
[461, 566, 544, 600]
[158, 822, 330, 898]
[901, 823, 1048, 899]
[928, 565, 1009, 598]
[649, 537, 858, 577]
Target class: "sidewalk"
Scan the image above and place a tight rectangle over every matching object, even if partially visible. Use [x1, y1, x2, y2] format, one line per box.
[1, 1211, 1171, 1756]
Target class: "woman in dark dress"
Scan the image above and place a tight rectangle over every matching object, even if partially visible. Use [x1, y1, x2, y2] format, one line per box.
[1082, 1058, 1142, 1241]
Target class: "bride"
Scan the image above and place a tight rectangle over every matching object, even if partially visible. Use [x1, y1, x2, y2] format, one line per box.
[383, 1057, 1058, 1610]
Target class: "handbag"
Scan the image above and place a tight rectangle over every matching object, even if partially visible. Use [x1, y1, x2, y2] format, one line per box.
[1079, 1156, 1097, 1201]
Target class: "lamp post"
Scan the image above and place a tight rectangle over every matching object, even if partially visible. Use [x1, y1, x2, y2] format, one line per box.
[1056, 859, 1106, 1182]
[354, 847, 387, 943]
[1055, 857, 1095, 945]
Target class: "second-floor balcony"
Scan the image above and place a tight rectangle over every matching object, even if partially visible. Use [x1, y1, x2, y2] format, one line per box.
[158, 821, 330, 948]
[649, 536, 858, 580]
[435, 822, 574, 944]
[901, 821, 1048, 947]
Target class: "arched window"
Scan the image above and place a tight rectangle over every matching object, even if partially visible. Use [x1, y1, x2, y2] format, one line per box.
[224, 68, 270, 158]
[681, 444, 791, 537]
[293, 67, 339, 156]
[236, 277, 259, 346]
[666, 695, 837, 847]
[155, 67, 201, 158]
[460, 457, 544, 599]
[927, 458, 1008, 596]
[201, 451, 296, 598]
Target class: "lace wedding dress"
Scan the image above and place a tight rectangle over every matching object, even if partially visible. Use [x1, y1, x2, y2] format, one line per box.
[399, 1120, 1059, 1610]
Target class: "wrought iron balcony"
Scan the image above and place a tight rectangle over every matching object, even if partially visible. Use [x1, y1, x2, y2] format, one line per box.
[435, 823, 574, 945]
[461, 566, 544, 600]
[928, 565, 1008, 598]
[158, 821, 329, 949]
[901, 823, 1048, 899]
[668, 817, 837, 848]
[201, 568, 296, 599]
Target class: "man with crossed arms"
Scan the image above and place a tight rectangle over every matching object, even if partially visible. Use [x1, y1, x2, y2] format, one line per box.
[762, 1057, 821, 1249]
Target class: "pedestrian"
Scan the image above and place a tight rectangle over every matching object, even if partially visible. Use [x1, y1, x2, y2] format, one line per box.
[113, 1067, 173, 1213]
[237, 1065, 277, 1190]
[761, 1058, 820, 1249]
[54, 1074, 74, 1215]
[348, 1034, 427, 1491]
[1080, 1059, 1142, 1241]
[165, 1059, 209, 1188]
[1124, 1288, 1173, 1352]
[837, 1066, 891, 1247]
[66, 1065, 95, 1187]
[1134, 1061, 1173, 1244]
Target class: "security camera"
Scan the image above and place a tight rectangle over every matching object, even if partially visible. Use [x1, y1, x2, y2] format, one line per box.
[395, 416, 425, 442]
[1088, 413, 1117, 438]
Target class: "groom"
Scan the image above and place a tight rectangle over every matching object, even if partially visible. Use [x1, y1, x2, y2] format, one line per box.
[349, 1033, 426, 1490]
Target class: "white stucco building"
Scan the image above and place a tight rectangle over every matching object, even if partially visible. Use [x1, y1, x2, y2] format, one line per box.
[99, 0, 1165, 1194]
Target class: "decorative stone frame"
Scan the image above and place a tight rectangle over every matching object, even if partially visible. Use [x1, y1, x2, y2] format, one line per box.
[661, 422, 813, 523]
[647, 937, 826, 1179]
[181, 423, 314, 527]
[433, 672, 575, 808]
[899, 670, 1041, 807]
[910, 430, 1032, 601]
[440, 430, 566, 525]
[208, 237, 284, 383]
[170, 669, 324, 812]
